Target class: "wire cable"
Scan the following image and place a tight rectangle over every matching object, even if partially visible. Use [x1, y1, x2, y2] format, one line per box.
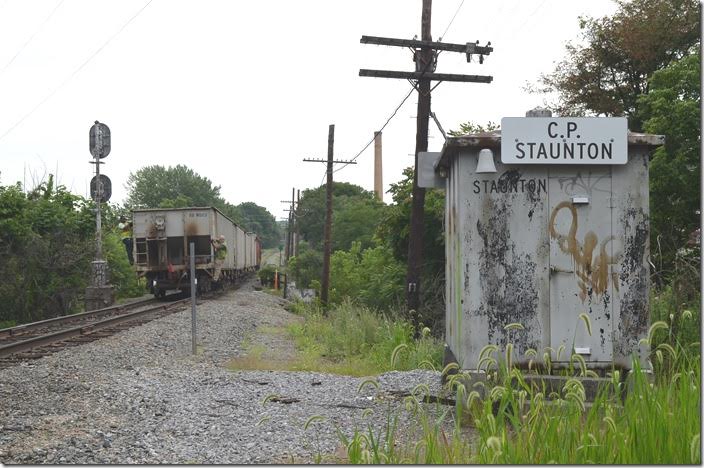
[0, 0, 153, 142]
[438, 0, 465, 42]
[509, 0, 548, 40]
[332, 84, 415, 175]
[332, 41, 439, 176]
[319, 167, 327, 187]
[0, 0, 65, 78]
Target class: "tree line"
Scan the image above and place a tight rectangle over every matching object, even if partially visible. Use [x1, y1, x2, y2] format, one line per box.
[0, 165, 280, 327]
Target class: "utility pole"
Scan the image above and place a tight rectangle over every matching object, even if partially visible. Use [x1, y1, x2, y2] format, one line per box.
[303, 124, 356, 311]
[407, 0, 432, 324]
[289, 187, 295, 259]
[285, 209, 291, 261]
[359, 0, 492, 328]
[281, 187, 297, 263]
[295, 189, 300, 257]
[374, 131, 383, 201]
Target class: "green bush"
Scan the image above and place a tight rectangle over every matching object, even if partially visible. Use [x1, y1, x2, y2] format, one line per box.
[288, 245, 323, 289]
[258, 264, 277, 287]
[650, 285, 701, 348]
[0, 179, 143, 327]
[0, 180, 94, 323]
[104, 230, 144, 299]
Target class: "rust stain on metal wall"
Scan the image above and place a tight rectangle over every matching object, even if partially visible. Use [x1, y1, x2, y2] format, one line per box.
[146, 223, 157, 238]
[185, 222, 200, 237]
[549, 200, 621, 301]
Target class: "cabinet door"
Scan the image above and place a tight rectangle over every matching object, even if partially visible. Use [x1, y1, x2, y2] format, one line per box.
[548, 168, 614, 363]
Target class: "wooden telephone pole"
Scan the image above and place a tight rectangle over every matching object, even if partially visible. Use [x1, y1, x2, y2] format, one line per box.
[295, 189, 300, 257]
[359, 0, 493, 325]
[374, 131, 383, 201]
[303, 124, 356, 310]
[281, 187, 297, 263]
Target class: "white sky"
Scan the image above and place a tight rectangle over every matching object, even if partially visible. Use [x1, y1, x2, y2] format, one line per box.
[0, 0, 619, 219]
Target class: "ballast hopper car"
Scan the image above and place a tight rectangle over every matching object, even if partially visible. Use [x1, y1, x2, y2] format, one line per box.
[131, 207, 260, 297]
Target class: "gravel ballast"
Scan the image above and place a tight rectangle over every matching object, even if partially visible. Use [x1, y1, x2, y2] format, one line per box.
[0, 282, 447, 464]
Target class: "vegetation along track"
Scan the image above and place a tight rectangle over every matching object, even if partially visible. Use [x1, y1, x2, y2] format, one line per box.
[0, 296, 192, 369]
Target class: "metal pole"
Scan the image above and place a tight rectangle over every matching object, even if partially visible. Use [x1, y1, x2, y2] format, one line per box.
[95, 126, 102, 262]
[190, 242, 197, 355]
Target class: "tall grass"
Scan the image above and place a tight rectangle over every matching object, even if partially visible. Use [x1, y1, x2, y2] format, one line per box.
[287, 299, 442, 376]
[337, 315, 701, 464]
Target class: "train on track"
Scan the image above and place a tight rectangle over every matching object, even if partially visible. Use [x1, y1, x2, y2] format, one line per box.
[131, 207, 261, 297]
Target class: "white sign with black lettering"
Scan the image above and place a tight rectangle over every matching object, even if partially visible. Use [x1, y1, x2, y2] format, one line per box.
[500, 117, 627, 165]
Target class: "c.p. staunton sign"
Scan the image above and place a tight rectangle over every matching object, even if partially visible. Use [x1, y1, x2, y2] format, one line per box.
[500, 117, 627, 165]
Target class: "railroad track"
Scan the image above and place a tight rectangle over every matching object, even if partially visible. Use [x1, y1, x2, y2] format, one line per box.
[0, 296, 191, 369]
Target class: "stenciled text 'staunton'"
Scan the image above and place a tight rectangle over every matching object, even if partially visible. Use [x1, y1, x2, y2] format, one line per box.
[472, 178, 547, 194]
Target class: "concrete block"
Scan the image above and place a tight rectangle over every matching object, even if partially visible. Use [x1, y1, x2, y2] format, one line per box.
[85, 285, 115, 311]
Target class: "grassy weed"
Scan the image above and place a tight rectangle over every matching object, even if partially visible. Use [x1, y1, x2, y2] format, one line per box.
[287, 300, 443, 377]
[337, 318, 700, 464]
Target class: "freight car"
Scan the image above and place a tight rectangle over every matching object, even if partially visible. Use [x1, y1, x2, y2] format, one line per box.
[131, 207, 261, 297]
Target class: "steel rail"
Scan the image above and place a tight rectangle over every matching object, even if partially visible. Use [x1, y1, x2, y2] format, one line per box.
[0, 299, 189, 358]
[0, 297, 157, 338]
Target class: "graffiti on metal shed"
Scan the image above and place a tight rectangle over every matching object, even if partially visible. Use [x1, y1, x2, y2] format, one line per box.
[549, 200, 621, 302]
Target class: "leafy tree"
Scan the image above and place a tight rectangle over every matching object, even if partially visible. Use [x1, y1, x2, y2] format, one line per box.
[332, 196, 385, 252]
[287, 243, 323, 289]
[534, 0, 700, 130]
[125, 164, 223, 209]
[376, 166, 445, 328]
[638, 53, 700, 284]
[237, 201, 280, 249]
[329, 242, 405, 311]
[448, 121, 500, 137]
[125, 164, 279, 244]
[296, 182, 383, 251]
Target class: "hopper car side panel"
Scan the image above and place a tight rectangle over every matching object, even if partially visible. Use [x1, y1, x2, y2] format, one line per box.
[235, 227, 246, 270]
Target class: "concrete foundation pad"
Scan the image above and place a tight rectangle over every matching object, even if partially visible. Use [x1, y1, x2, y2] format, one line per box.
[85, 285, 115, 311]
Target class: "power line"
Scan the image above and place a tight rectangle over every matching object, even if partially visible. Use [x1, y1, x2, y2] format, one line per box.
[510, 0, 549, 39]
[438, 0, 465, 42]
[333, 34, 452, 176]
[0, 0, 153, 142]
[0, 0, 65, 78]
[332, 84, 415, 175]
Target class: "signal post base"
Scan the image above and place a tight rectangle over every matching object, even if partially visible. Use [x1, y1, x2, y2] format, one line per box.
[85, 285, 115, 312]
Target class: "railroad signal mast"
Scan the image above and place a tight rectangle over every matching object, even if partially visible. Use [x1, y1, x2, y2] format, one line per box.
[86, 120, 115, 311]
[359, 0, 492, 329]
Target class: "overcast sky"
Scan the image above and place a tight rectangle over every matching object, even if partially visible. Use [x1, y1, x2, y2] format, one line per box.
[0, 0, 619, 219]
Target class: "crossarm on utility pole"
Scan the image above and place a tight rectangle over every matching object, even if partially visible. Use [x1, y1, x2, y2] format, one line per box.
[359, 69, 492, 83]
[360, 35, 493, 56]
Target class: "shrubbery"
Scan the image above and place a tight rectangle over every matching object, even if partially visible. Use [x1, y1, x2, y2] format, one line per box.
[329, 242, 405, 311]
[0, 178, 143, 327]
[257, 264, 277, 287]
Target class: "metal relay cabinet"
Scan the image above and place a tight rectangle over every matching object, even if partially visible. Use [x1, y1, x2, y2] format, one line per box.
[425, 116, 663, 371]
